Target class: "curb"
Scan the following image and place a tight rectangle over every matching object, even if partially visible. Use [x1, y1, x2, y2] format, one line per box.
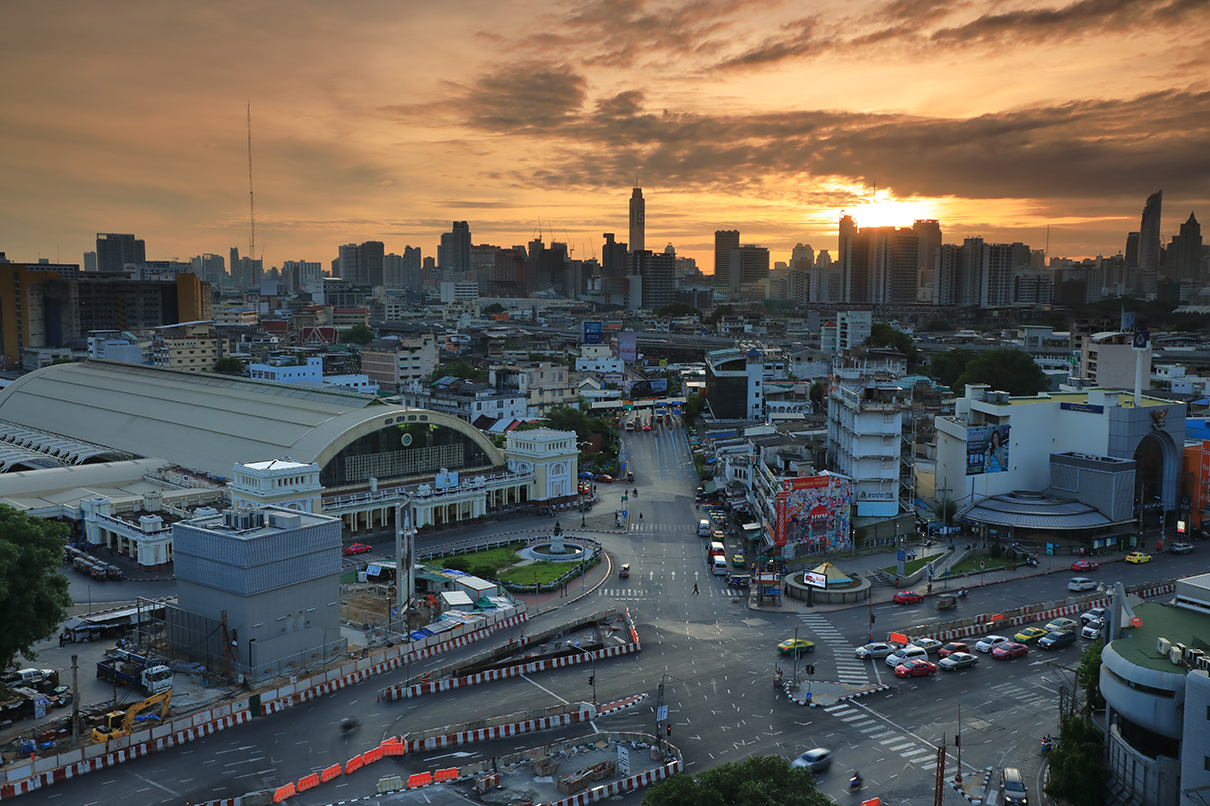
[949, 766, 993, 804]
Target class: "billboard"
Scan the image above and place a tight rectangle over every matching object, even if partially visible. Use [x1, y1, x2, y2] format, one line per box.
[435, 470, 460, 490]
[774, 474, 853, 555]
[965, 424, 1010, 475]
[618, 332, 638, 362]
[583, 321, 603, 344]
[629, 378, 668, 398]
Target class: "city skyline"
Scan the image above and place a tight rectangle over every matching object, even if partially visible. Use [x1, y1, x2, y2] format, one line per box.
[2, 0, 1209, 271]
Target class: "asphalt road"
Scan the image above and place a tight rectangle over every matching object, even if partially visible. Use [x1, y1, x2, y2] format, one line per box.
[17, 414, 1195, 806]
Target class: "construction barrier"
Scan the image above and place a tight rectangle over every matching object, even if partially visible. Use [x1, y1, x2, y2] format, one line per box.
[272, 781, 296, 802]
[297, 772, 319, 791]
[345, 754, 364, 775]
[407, 771, 433, 788]
[434, 767, 459, 782]
[320, 763, 342, 783]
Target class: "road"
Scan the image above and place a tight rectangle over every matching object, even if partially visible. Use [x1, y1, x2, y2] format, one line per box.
[17, 412, 1192, 806]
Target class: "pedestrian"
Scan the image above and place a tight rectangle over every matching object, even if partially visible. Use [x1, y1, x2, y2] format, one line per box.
[58, 634, 65, 648]
[693, 583, 699, 595]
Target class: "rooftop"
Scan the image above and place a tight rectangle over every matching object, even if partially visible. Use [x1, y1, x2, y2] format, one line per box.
[1114, 600, 1210, 674]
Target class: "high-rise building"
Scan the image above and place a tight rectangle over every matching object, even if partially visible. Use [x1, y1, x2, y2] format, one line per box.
[446, 222, 472, 273]
[1171, 212, 1203, 282]
[83, 251, 97, 272]
[357, 241, 385, 286]
[336, 244, 357, 279]
[933, 243, 961, 306]
[96, 233, 146, 273]
[282, 260, 322, 293]
[229, 247, 263, 289]
[629, 187, 645, 254]
[628, 249, 675, 308]
[838, 215, 861, 302]
[1138, 191, 1162, 273]
[863, 227, 918, 305]
[192, 253, 227, 287]
[912, 219, 942, 292]
[728, 245, 770, 293]
[714, 230, 739, 277]
[1124, 232, 1140, 270]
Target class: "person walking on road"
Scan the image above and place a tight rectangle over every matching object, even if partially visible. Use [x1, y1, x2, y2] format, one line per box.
[693, 583, 699, 595]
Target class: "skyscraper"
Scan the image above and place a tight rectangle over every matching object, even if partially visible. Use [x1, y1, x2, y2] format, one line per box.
[629, 187, 645, 254]
[450, 221, 472, 273]
[714, 230, 739, 277]
[728, 245, 769, 293]
[838, 215, 862, 302]
[912, 219, 942, 293]
[1171, 212, 1203, 282]
[863, 227, 919, 305]
[1124, 232, 1140, 269]
[1138, 191, 1162, 273]
[96, 233, 146, 273]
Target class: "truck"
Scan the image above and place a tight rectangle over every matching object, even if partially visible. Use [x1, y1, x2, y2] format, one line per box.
[92, 689, 171, 743]
[96, 649, 173, 695]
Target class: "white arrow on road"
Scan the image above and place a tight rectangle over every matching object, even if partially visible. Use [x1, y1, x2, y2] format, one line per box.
[671, 571, 676, 581]
[649, 570, 655, 581]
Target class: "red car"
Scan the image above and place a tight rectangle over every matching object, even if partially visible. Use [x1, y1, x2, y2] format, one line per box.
[343, 543, 372, 555]
[992, 642, 1029, 660]
[1070, 560, 1100, 572]
[597, 475, 614, 483]
[893, 590, 923, 604]
[938, 641, 969, 658]
[894, 659, 938, 678]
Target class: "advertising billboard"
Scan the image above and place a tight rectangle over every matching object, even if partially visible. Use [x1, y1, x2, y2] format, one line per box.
[774, 474, 853, 555]
[583, 321, 603, 344]
[618, 332, 638, 362]
[965, 424, 1010, 475]
[629, 378, 668, 398]
[435, 470, 460, 490]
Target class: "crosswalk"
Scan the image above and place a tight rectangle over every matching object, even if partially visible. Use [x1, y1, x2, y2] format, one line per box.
[799, 613, 870, 686]
[985, 681, 1055, 791]
[822, 702, 940, 773]
[597, 586, 744, 600]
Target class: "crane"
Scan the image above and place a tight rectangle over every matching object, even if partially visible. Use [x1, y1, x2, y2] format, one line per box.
[248, 103, 256, 269]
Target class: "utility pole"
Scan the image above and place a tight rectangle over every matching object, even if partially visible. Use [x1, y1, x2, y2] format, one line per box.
[954, 703, 962, 784]
[933, 743, 947, 806]
[71, 654, 80, 747]
[792, 627, 800, 685]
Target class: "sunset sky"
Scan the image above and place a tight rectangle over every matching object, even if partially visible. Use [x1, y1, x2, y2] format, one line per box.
[3, 0, 1209, 273]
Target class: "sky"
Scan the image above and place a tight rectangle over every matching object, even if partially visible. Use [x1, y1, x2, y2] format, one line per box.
[3, 0, 1209, 273]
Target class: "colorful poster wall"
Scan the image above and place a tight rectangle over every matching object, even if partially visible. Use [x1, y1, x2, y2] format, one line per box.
[774, 475, 853, 556]
[965, 424, 1010, 475]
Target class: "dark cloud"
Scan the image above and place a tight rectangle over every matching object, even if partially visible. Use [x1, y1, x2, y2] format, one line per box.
[442, 82, 1210, 206]
[716, 0, 1210, 71]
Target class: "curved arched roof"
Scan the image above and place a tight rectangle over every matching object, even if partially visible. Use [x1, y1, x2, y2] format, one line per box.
[0, 360, 506, 481]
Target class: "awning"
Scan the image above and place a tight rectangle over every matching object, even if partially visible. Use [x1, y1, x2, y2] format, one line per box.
[956, 490, 1130, 530]
[701, 481, 719, 495]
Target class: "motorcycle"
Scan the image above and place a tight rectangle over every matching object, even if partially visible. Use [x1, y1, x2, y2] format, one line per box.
[849, 773, 863, 790]
[340, 717, 359, 734]
[1026, 556, 1039, 568]
[1041, 737, 1055, 753]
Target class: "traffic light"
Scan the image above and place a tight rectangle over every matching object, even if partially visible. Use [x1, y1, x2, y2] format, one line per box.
[806, 665, 815, 676]
[666, 725, 672, 737]
[870, 614, 875, 624]
[588, 676, 594, 686]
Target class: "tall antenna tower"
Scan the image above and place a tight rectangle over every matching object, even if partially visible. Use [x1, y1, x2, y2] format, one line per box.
[247, 103, 256, 263]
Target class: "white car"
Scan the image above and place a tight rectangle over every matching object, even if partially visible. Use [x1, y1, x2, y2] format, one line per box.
[1068, 577, 1096, 592]
[1081, 619, 1105, 639]
[911, 637, 944, 655]
[854, 642, 900, 660]
[1080, 607, 1106, 625]
[884, 645, 929, 667]
[975, 635, 1011, 653]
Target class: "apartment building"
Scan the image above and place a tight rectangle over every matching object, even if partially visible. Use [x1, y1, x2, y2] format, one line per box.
[361, 335, 440, 394]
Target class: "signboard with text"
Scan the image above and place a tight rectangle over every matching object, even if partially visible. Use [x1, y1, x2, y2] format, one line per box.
[583, 321, 603, 344]
[966, 424, 1010, 475]
[618, 332, 638, 362]
[803, 571, 827, 589]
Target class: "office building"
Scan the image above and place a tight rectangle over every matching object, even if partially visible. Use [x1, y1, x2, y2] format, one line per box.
[282, 260, 322, 293]
[728, 245, 770, 293]
[192, 253, 227, 287]
[629, 187, 645, 253]
[1170, 213, 1203, 283]
[704, 347, 764, 420]
[827, 364, 902, 517]
[83, 251, 97, 272]
[838, 215, 862, 302]
[912, 219, 942, 292]
[96, 233, 146, 273]
[1125, 232, 1140, 270]
[440, 221, 472, 273]
[1139, 191, 1163, 273]
[714, 230, 740, 277]
[628, 249, 675, 308]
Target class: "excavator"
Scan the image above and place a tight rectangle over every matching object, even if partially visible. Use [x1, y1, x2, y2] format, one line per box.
[91, 689, 171, 743]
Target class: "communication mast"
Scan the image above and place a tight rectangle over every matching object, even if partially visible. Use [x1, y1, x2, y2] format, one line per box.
[247, 103, 256, 264]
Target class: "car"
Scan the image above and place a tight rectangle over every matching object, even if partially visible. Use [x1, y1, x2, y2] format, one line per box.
[1013, 626, 1049, 644]
[1067, 576, 1096, 592]
[992, 642, 1029, 660]
[642, 424, 651, 431]
[1125, 551, 1151, 564]
[777, 638, 816, 656]
[1039, 629, 1077, 649]
[343, 543, 372, 555]
[1081, 619, 1105, 639]
[1070, 560, 1100, 571]
[1044, 617, 1080, 633]
[791, 748, 832, 773]
[1001, 767, 1029, 805]
[975, 635, 1011, 653]
[854, 642, 901, 660]
[938, 641, 970, 658]
[885, 645, 929, 667]
[892, 590, 924, 604]
[731, 554, 746, 567]
[1080, 607, 1107, 625]
[894, 659, 938, 678]
[1171, 542, 1194, 555]
[910, 637, 943, 655]
[938, 652, 979, 671]
[598, 475, 615, 483]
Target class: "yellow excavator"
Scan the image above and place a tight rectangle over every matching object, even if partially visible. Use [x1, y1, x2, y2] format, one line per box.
[91, 689, 172, 743]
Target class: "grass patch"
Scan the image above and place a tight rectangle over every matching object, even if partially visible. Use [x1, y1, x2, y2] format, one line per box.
[429, 542, 600, 590]
[430, 544, 526, 573]
[946, 554, 1009, 575]
[499, 560, 588, 587]
[880, 556, 931, 576]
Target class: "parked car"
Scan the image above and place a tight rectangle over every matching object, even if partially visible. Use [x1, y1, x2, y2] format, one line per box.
[1070, 560, 1100, 571]
[992, 642, 1029, 660]
[938, 641, 970, 658]
[1125, 551, 1151, 564]
[892, 590, 923, 605]
[1080, 607, 1106, 625]
[938, 652, 979, 671]
[1171, 542, 1194, 555]
[894, 659, 938, 678]
[1039, 630, 1077, 649]
[975, 635, 1011, 653]
[343, 543, 372, 555]
[1067, 576, 1096, 592]
[854, 642, 901, 660]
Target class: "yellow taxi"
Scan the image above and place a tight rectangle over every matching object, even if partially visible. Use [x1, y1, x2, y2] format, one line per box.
[1013, 626, 1048, 644]
[1125, 552, 1151, 564]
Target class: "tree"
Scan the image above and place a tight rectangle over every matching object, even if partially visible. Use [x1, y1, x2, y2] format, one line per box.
[933, 497, 957, 526]
[809, 380, 826, 413]
[643, 754, 828, 806]
[928, 348, 975, 390]
[924, 318, 953, 332]
[424, 360, 487, 384]
[482, 303, 505, 315]
[705, 304, 734, 326]
[653, 301, 701, 319]
[340, 323, 374, 346]
[865, 322, 918, 368]
[955, 348, 1048, 396]
[1076, 637, 1105, 711]
[683, 392, 706, 422]
[213, 356, 244, 375]
[1044, 714, 1109, 806]
[0, 505, 73, 670]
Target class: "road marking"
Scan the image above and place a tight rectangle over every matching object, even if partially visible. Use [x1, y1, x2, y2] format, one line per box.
[122, 771, 180, 798]
[520, 674, 568, 703]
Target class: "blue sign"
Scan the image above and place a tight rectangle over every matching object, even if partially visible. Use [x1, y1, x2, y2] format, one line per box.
[583, 321, 603, 344]
[1132, 330, 1150, 349]
[1061, 402, 1104, 414]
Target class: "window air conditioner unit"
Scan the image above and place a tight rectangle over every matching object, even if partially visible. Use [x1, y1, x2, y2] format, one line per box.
[1197, 656, 1210, 672]
[1188, 648, 1204, 665]
[1157, 637, 1171, 655]
[1170, 646, 1185, 665]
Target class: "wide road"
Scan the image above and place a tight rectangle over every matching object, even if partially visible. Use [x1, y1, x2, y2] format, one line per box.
[17, 411, 1192, 806]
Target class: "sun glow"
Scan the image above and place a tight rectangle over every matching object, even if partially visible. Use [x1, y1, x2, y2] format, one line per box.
[844, 189, 943, 228]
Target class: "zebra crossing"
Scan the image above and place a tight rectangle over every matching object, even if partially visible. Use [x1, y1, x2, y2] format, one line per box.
[822, 702, 939, 773]
[985, 681, 1055, 789]
[799, 613, 871, 686]
[597, 586, 741, 600]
